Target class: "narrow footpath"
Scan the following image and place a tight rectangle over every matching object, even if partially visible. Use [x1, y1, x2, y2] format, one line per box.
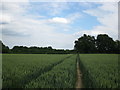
[76, 56, 83, 89]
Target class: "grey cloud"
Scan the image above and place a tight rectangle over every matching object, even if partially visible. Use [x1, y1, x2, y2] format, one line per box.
[0, 22, 9, 25]
[2, 29, 30, 37]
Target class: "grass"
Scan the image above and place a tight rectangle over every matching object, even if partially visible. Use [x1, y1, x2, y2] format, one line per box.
[79, 54, 119, 88]
[25, 55, 77, 88]
[2, 54, 119, 88]
[2, 54, 71, 88]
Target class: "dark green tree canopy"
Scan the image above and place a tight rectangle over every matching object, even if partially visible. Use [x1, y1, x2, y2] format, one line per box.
[96, 34, 115, 53]
[0, 40, 10, 53]
[74, 34, 96, 53]
[74, 34, 120, 54]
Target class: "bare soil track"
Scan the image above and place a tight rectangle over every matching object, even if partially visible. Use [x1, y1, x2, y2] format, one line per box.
[76, 60, 83, 89]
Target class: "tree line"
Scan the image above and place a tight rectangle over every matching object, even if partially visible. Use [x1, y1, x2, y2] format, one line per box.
[0, 41, 75, 54]
[74, 34, 120, 54]
[0, 34, 120, 54]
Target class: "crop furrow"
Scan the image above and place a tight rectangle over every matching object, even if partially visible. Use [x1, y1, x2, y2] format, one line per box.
[21, 55, 73, 88]
[25, 55, 76, 88]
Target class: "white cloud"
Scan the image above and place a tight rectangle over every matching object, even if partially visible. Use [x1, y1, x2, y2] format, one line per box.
[1, 2, 28, 14]
[1, 2, 77, 49]
[2, 15, 76, 49]
[0, 14, 12, 24]
[0, 2, 29, 25]
[1, 1, 118, 50]
[49, 17, 69, 24]
[75, 2, 118, 40]
[49, 12, 81, 24]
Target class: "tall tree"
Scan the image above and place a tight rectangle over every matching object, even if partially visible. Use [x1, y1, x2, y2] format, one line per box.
[96, 34, 115, 53]
[74, 34, 97, 53]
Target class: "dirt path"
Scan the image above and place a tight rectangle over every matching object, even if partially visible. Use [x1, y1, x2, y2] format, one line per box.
[76, 60, 83, 89]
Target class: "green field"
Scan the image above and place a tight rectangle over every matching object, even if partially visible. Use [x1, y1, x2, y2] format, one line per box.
[2, 54, 119, 88]
[79, 54, 119, 88]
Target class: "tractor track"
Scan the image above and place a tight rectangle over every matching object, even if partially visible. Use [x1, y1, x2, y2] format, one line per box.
[22, 55, 74, 88]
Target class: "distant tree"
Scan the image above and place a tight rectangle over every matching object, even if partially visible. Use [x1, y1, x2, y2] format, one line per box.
[48, 46, 52, 49]
[12, 46, 29, 53]
[96, 34, 115, 53]
[74, 34, 97, 53]
[11, 45, 72, 54]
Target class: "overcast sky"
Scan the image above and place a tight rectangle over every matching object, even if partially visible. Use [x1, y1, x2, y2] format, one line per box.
[0, 0, 118, 49]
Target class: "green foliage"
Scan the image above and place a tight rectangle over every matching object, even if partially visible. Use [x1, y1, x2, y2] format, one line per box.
[2, 54, 71, 88]
[0, 41, 10, 53]
[74, 34, 96, 53]
[0, 40, 76, 54]
[74, 34, 120, 54]
[10, 45, 76, 54]
[97, 34, 115, 53]
[79, 54, 119, 88]
[25, 55, 77, 88]
[114, 40, 120, 54]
